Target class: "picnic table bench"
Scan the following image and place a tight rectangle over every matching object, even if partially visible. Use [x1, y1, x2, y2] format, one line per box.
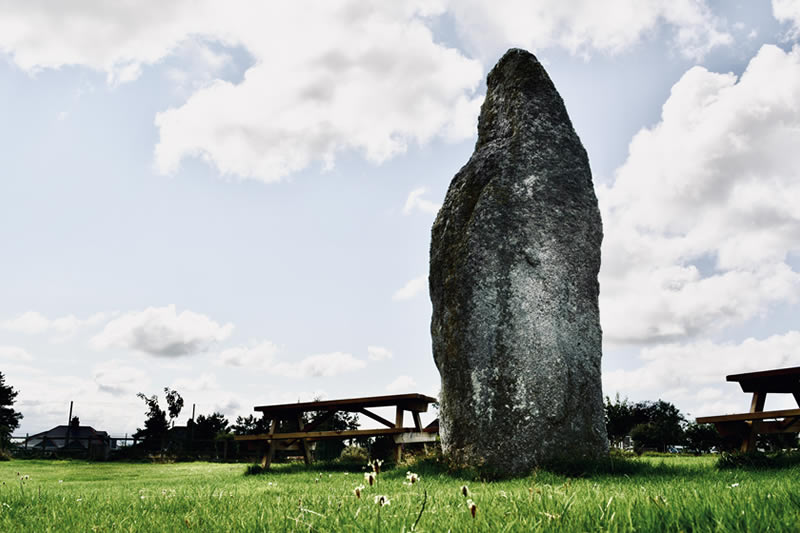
[234, 393, 438, 467]
[696, 366, 800, 452]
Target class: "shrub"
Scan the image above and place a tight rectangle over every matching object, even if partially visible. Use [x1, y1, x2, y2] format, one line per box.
[244, 464, 267, 476]
[338, 445, 369, 464]
[716, 450, 800, 469]
[369, 436, 398, 463]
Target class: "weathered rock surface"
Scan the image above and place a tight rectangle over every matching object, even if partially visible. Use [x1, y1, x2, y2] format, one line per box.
[429, 48, 608, 475]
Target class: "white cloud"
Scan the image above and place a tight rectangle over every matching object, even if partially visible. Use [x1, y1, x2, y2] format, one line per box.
[402, 187, 442, 215]
[153, 3, 484, 183]
[171, 372, 219, 392]
[773, 0, 800, 38]
[13, 372, 144, 434]
[219, 341, 280, 367]
[604, 332, 800, 416]
[392, 274, 427, 301]
[0, 0, 210, 84]
[2, 311, 50, 334]
[367, 345, 393, 361]
[0, 1, 485, 182]
[600, 44, 800, 345]
[93, 359, 150, 396]
[0, 1, 731, 184]
[90, 304, 234, 357]
[219, 342, 366, 378]
[445, 0, 731, 61]
[0, 345, 33, 361]
[1, 311, 107, 340]
[272, 352, 367, 378]
[386, 375, 416, 393]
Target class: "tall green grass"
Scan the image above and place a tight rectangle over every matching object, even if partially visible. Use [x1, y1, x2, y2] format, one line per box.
[1, 456, 798, 532]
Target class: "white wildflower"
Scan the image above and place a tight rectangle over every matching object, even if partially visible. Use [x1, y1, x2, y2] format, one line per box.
[369, 459, 384, 474]
[467, 498, 477, 518]
[374, 495, 390, 506]
[405, 471, 420, 484]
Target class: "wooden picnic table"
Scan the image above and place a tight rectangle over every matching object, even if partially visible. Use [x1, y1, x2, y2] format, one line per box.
[696, 366, 800, 452]
[234, 393, 438, 467]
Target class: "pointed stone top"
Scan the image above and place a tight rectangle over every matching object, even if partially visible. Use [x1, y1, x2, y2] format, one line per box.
[477, 48, 572, 149]
[487, 48, 548, 90]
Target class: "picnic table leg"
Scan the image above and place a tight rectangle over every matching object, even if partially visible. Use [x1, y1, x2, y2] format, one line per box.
[412, 411, 423, 431]
[749, 391, 766, 413]
[394, 406, 404, 464]
[260, 418, 278, 469]
[297, 415, 313, 466]
[741, 392, 766, 453]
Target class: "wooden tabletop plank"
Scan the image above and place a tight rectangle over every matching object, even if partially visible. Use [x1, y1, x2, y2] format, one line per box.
[726, 366, 800, 393]
[696, 408, 800, 424]
[234, 427, 415, 441]
[254, 393, 437, 415]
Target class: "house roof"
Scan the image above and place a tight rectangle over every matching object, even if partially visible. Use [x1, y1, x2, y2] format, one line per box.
[27, 425, 109, 441]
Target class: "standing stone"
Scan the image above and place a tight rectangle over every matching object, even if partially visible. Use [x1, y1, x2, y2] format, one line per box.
[430, 49, 607, 475]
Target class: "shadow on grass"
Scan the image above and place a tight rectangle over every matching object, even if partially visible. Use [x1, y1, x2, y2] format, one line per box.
[244, 460, 375, 476]
[242, 453, 719, 484]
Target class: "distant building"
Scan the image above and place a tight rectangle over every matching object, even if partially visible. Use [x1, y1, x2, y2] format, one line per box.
[25, 425, 111, 458]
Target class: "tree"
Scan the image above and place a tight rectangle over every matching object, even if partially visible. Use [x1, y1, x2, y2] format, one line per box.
[0, 372, 22, 449]
[164, 388, 184, 428]
[604, 395, 638, 447]
[231, 414, 269, 435]
[684, 422, 724, 454]
[194, 412, 230, 441]
[605, 396, 687, 452]
[757, 432, 799, 452]
[70, 416, 80, 431]
[134, 392, 169, 450]
[304, 398, 360, 460]
[630, 400, 686, 452]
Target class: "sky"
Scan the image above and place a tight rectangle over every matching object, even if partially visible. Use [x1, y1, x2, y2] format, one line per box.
[2, 0, 800, 436]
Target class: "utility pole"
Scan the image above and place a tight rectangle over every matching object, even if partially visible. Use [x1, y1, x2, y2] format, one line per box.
[64, 401, 73, 450]
[190, 403, 196, 447]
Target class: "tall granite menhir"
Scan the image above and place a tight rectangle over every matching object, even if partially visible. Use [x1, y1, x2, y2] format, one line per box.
[430, 49, 607, 475]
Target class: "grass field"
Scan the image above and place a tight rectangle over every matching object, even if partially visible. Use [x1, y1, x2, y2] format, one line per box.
[1, 456, 799, 532]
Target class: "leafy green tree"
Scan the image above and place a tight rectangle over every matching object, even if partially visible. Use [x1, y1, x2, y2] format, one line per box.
[194, 412, 230, 441]
[0, 372, 22, 449]
[684, 422, 723, 454]
[604, 394, 638, 447]
[231, 414, 269, 435]
[757, 432, 799, 452]
[630, 400, 686, 452]
[134, 392, 169, 450]
[606, 396, 687, 452]
[304, 398, 360, 460]
[164, 387, 184, 428]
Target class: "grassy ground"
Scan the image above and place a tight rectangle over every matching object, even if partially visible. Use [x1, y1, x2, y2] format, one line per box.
[1, 456, 798, 532]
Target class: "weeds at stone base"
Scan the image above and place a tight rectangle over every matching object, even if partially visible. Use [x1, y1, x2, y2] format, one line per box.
[716, 450, 800, 470]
